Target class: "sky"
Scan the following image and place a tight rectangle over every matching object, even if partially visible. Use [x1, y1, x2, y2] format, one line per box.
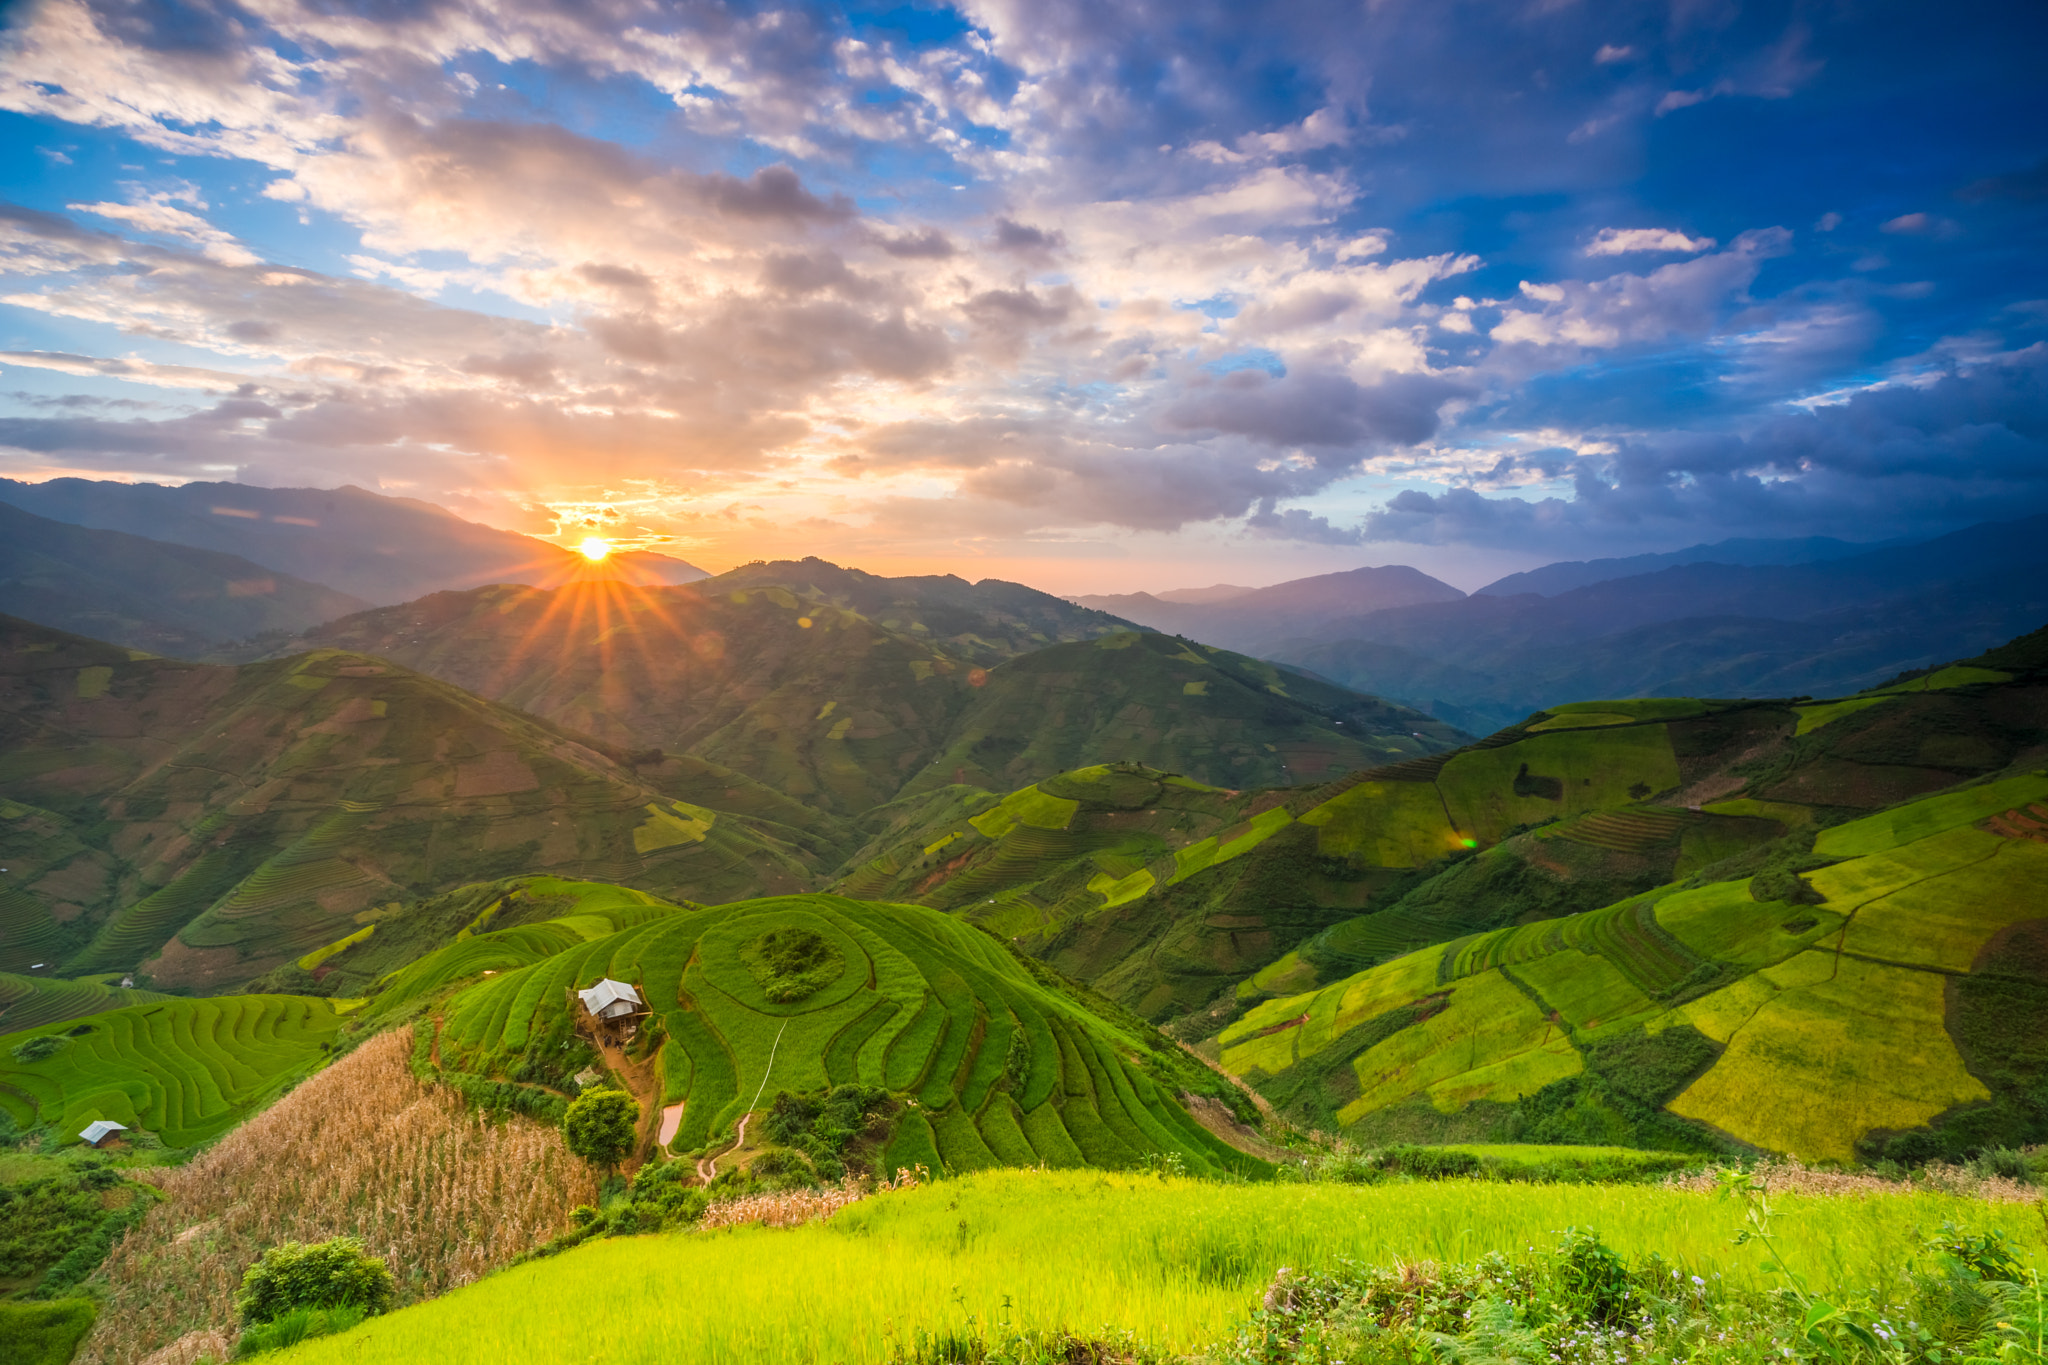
[0, 0, 2042, 594]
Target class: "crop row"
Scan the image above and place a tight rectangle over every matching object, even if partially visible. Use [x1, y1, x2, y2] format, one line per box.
[1556, 899, 1705, 998]
[1551, 809, 1688, 853]
[67, 847, 244, 973]
[431, 896, 1251, 1175]
[0, 882, 64, 974]
[0, 972, 171, 1033]
[0, 995, 345, 1145]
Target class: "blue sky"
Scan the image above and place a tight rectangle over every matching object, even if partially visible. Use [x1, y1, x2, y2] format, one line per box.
[0, 0, 2041, 591]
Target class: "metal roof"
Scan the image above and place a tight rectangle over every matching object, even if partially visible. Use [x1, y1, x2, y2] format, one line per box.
[577, 978, 643, 1016]
[79, 1120, 128, 1144]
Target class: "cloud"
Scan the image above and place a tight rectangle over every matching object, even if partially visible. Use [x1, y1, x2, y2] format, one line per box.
[1584, 227, 1716, 256]
[1163, 368, 1470, 452]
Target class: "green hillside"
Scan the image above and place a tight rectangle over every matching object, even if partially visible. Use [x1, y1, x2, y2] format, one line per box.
[897, 630, 1464, 796]
[0, 972, 171, 1033]
[0, 994, 349, 1146]
[1215, 767, 2048, 1163]
[414, 892, 1265, 1178]
[0, 617, 830, 991]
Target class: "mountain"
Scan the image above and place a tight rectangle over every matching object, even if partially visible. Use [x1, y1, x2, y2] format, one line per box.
[844, 635, 2047, 1036]
[0, 615, 841, 991]
[1472, 535, 1881, 598]
[708, 557, 1137, 665]
[1275, 513, 2048, 732]
[1156, 584, 1255, 605]
[0, 499, 370, 658]
[276, 567, 1454, 813]
[0, 477, 708, 606]
[1071, 564, 1465, 654]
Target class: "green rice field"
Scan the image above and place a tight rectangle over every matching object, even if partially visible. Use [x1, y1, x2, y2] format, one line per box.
[0, 994, 349, 1145]
[267, 1169, 2048, 1365]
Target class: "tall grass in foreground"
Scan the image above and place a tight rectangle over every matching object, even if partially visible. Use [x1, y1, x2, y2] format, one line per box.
[81, 1029, 597, 1365]
[272, 1168, 2048, 1365]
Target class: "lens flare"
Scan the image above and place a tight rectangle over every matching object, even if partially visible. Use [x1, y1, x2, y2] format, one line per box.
[578, 536, 612, 562]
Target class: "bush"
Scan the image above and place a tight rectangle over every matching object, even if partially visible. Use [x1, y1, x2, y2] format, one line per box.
[235, 1237, 394, 1326]
[9, 1035, 65, 1064]
[562, 1087, 638, 1170]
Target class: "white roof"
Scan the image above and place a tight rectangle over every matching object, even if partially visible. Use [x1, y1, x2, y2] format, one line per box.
[80, 1120, 127, 1143]
[578, 978, 642, 1015]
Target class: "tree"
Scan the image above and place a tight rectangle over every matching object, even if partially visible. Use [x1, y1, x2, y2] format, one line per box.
[236, 1237, 394, 1326]
[563, 1086, 638, 1170]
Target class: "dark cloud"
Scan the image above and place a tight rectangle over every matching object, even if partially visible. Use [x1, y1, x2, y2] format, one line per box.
[1163, 369, 1468, 452]
[992, 217, 1066, 258]
[701, 164, 853, 221]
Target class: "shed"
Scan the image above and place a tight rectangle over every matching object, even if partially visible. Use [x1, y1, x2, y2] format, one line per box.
[79, 1120, 127, 1147]
[577, 978, 644, 1022]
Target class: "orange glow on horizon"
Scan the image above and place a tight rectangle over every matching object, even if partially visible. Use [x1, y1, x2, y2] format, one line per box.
[578, 536, 613, 562]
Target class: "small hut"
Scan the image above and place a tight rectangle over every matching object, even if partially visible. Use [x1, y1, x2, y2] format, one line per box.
[576, 978, 648, 1042]
[79, 1120, 127, 1148]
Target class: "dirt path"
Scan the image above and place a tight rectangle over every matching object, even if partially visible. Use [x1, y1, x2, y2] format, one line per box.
[697, 1112, 753, 1182]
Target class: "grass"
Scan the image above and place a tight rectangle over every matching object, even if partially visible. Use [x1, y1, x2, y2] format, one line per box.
[261, 1169, 2048, 1365]
[0, 973, 171, 1034]
[0, 1300, 96, 1365]
[0, 995, 347, 1146]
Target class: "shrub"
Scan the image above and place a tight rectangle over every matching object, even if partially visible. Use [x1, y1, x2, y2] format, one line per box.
[235, 1237, 394, 1326]
[9, 1035, 65, 1063]
[562, 1086, 638, 1170]
[740, 927, 845, 1002]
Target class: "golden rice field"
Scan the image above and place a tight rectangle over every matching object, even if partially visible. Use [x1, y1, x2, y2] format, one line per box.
[271, 1168, 2048, 1365]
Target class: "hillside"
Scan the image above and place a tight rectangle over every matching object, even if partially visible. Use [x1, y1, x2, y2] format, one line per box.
[283, 582, 1454, 812]
[0, 616, 834, 991]
[405, 891, 1265, 1179]
[0, 477, 706, 606]
[1275, 512, 2048, 731]
[1213, 766, 2048, 1165]
[1471, 534, 1881, 598]
[0, 500, 369, 658]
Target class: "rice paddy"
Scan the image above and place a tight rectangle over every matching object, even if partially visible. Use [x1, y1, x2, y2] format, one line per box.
[263, 1169, 2048, 1365]
[0, 994, 349, 1146]
[427, 893, 1260, 1177]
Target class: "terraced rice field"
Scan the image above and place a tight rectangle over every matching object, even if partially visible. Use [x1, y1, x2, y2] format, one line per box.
[1215, 768, 2048, 1159]
[430, 894, 1257, 1177]
[0, 971, 172, 1032]
[0, 994, 349, 1145]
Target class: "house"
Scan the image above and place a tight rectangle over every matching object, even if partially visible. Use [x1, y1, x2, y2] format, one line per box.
[79, 1120, 127, 1147]
[577, 978, 644, 1022]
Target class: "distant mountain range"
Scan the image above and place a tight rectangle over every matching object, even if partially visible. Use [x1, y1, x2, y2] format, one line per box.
[0, 477, 707, 608]
[1469, 534, 1883, 598]
[0, 500, 369, 656]
[1071, 564, 1464, 653]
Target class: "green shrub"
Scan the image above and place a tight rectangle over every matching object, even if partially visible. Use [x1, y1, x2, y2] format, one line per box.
[0, 1299, 97, 1365]
[740, 927, 845, 1003]
[562, 1087, 638, 1170]
[8, 1035, 65, 1064]
[234, 1304, 366, 1358]
[235, 1237, 394, 1326]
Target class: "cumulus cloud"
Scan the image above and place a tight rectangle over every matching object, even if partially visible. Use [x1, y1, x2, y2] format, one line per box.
[1584, 227, 1716, 256]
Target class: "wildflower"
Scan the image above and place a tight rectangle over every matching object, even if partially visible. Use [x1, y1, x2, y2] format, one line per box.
[1691, 1276, 1705, 1287]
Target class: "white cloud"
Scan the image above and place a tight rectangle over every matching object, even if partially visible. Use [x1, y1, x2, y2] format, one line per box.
[1584, 227, 1717, 257]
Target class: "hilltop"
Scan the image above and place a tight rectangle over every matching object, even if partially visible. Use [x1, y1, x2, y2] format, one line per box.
[0, 616, 836, 991]
[279, 578, 1457, 811]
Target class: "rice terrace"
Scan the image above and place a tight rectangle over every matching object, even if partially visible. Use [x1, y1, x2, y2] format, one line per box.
[3, 4, 2048, 1364]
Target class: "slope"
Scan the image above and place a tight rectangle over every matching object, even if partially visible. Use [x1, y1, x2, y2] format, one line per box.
[1472, 534, 1882, 598]
[0, 616, 834, 990]
[0, 477, 706, 606]
[405, 891, 1265, 1178]
[899, 630, 1465, 797]
[1213, 765, 2048, 1165]
[0, 500, 369, 658]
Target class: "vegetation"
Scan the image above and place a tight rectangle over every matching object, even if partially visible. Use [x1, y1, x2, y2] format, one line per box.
[561, 1089, 638, 1170]
[0, 1299, 97, 1365]
[423, 893, 1264, 1179]
[242, 1169, 2046, 1365]
[0, 995, 348, 1147]
[76, 1030, 595, 1365]
[236, 1237, 394, 1326]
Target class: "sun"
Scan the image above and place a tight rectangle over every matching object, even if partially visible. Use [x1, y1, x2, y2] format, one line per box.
[577, 536, 613, 563]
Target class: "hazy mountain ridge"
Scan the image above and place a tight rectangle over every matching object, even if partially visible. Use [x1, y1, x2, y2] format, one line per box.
[0, 477, 708, 607]
[0, 499, 371, 657]
[1070, 563, 1464, 653]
